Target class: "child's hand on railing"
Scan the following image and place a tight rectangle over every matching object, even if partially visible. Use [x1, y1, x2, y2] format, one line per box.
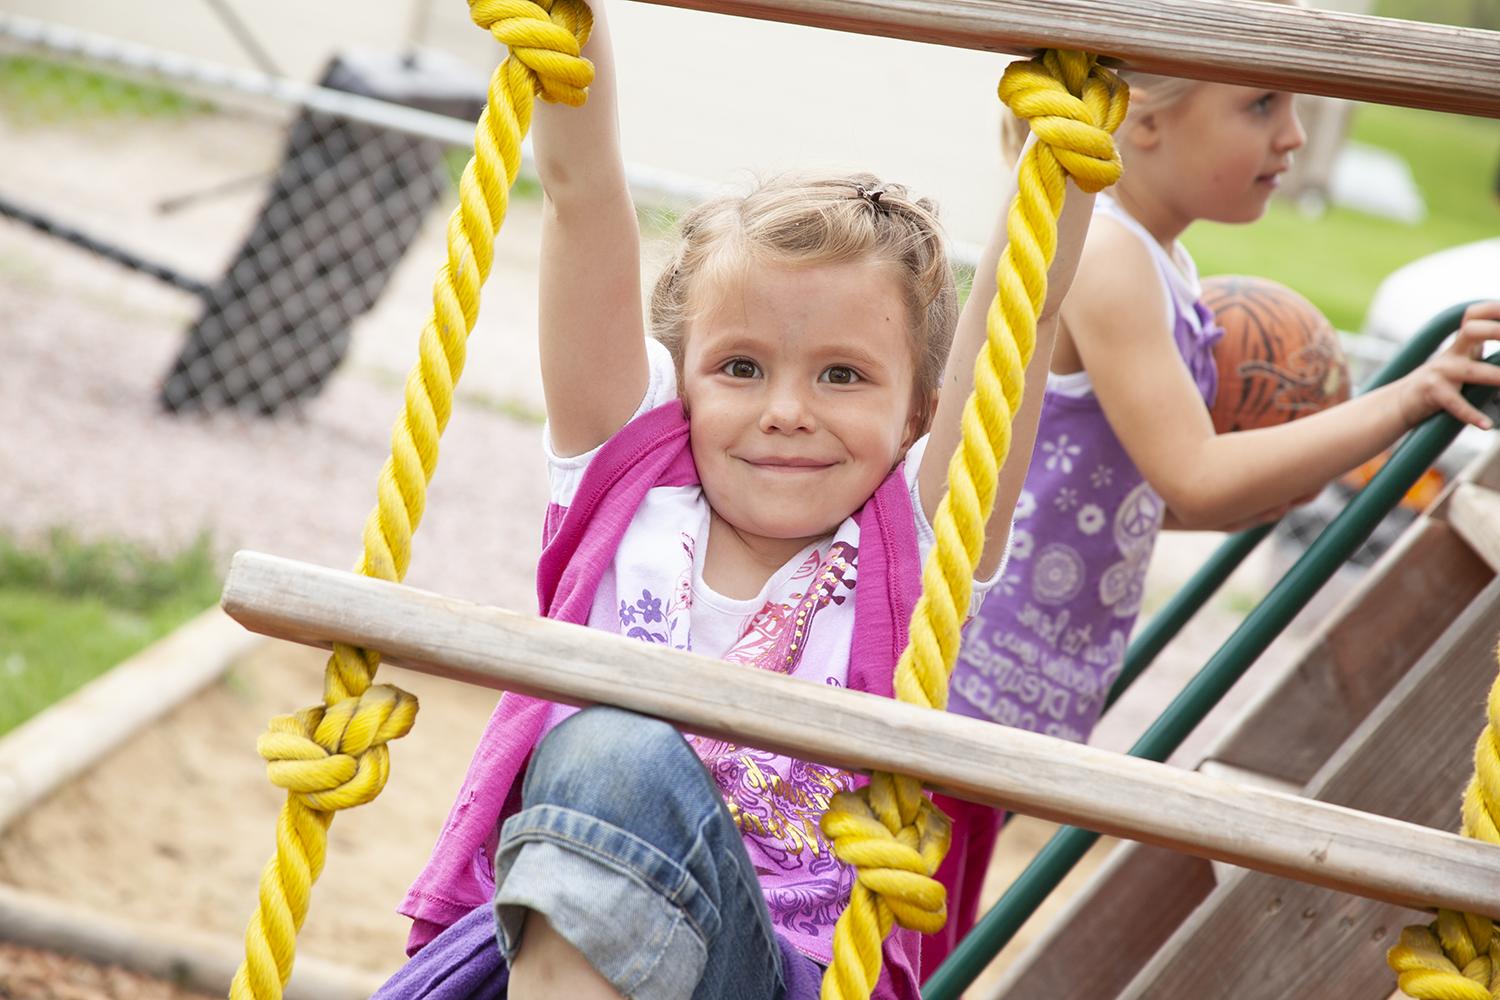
[1396, 300, 1500, 431]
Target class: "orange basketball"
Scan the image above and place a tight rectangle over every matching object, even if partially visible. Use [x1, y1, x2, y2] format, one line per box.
[1202, 275, 1351, 434]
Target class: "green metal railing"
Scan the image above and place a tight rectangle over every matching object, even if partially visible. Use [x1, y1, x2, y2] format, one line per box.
[925, 300, 1491, 999]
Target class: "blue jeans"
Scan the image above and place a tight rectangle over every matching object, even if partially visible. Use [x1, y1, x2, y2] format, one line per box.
[494, 706, 821, 1000]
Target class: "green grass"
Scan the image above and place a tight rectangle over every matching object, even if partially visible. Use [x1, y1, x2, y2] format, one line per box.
[1373, 0, 1500, 30]
[0, 55, 212, 122]
[463, 389, 547, 424]
[441, 146, 546, 202]
[1183, 104, 1500, 332]
[0, 531, 222, 737]
[953, 262, 976, 309]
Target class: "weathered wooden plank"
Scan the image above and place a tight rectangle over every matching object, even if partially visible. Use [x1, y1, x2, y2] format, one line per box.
[1444, 483, 1500, 574]
[0, 607, 263, 835]
[1196, 761, 1303, 883]
[1212, 438, 1500, 782]
[1117, 572, 1500, 999]
[1196, 759, 1301, 796]
[984, 841, 1216, 999]
[1207, 518, 1490, 784]
[1434, 437, 1500, 514]
[631, 0, 1500, 117]
[221, 550, 1500, 919]
[986, 761, 1294, 999]
[0, 884, 385, 1000]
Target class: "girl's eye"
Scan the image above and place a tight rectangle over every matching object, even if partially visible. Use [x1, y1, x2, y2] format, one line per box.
[1250, 93, 1277, 114]
[724, 358, 760, 379]
[821, 366, 861, 385]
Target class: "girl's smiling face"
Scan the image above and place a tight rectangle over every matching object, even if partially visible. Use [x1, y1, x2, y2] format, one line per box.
[681, 257, 927, 553]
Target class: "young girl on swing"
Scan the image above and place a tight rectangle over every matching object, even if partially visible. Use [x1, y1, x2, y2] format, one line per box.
[947, 70, 1500, 760]
[377, 2, 1110, 997]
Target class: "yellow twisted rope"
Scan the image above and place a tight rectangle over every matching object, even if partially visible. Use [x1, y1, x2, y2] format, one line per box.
[1389, 644, 1500, 1000]
[229, 2, 593, 995]
[818, 50, 1127, 1000]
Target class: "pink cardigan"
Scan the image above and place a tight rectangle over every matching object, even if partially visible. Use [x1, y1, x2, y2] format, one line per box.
[398, 400, 1000, 994]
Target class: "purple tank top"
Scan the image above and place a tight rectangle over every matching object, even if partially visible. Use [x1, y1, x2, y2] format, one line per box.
[948, 197, 1222, 744]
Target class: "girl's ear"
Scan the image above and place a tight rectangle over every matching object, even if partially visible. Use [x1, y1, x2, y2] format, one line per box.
[1125, 109, 1163, 152]
[901, 389, 939, 455]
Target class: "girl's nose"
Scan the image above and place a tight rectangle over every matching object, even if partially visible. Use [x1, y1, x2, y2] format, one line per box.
[759, 383, 815, 433]
[1278, 103, 1308, 153]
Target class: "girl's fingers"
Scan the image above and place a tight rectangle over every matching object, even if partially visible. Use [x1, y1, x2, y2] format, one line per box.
[1438, 389, 1494, 430]
[1463, 300, 1500, 324]
[1457, 358, 1500, 385]
[1457, 317, 1500, 347]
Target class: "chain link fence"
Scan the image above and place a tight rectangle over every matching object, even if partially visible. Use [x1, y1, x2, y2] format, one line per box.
[0, 9, 727, 622]
[0, 11, 579, 620]
[2, 21, 484, 416]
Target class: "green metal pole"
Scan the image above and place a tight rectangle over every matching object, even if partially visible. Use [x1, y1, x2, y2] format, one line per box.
[924, 304, 1489, 999]
[1102, 525, 1269, 711]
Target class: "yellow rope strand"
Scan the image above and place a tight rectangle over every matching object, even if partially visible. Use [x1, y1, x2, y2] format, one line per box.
[818, 51, 1127, 1000]
[1389, 644, 1500, 1000]
[229, 2, 593, 995]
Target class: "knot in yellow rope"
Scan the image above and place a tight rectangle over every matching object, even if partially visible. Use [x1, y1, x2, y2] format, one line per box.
[1389, 921, 1499, 1000]
[819, 776, 951, 1000]
[470, 0, 594, 106]
[1389, 664, 1500, 999]
[818, 50, 1126, 1000]
[822, 775, 953, 931]
[998, 49, 1126, 194]
[257, 685, 418, 812]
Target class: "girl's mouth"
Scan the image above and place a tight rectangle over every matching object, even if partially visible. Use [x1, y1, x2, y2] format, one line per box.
[743, 456, 836, 472]
[1257, 163, 1290, 187]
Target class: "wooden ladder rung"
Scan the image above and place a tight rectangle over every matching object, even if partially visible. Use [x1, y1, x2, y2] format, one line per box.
[633, 0, 1500, 117]
[1195, 761, 1304, 885]
[222, 550, 1500, 922]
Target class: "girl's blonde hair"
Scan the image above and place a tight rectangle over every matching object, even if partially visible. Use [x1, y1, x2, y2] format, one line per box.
[649, 172, 958, 429]
[998, 68, 1200, 165]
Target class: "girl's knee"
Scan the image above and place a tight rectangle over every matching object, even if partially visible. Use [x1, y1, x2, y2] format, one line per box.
[547, 705, 680, 756]
[529, 707, 693, 796]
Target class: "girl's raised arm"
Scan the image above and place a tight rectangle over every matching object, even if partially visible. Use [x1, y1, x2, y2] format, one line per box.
[533, 1, 649, 457]
[919, 160, 1096, 579]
